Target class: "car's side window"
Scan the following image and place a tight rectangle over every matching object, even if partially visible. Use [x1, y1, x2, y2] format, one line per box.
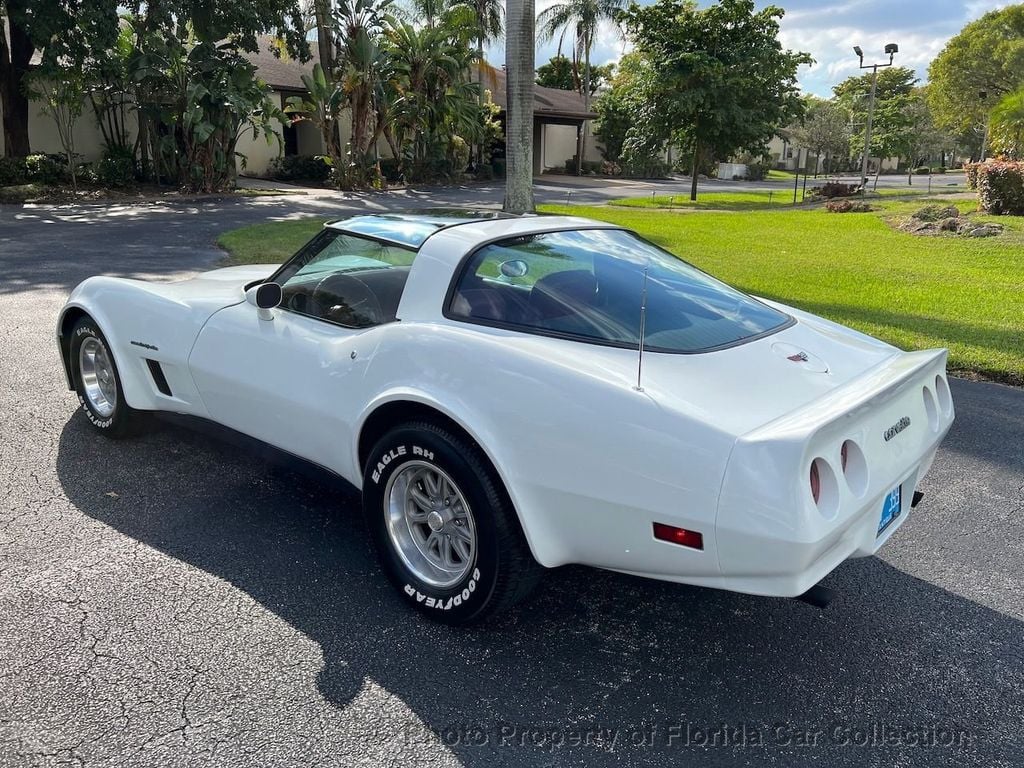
[449, 237, 599, 331]
[275, 231, 417, 328]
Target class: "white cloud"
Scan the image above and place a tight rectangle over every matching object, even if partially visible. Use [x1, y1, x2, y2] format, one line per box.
[485, 0, 1011, 96]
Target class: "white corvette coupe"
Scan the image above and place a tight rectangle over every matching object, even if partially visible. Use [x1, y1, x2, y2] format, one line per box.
[58, 210, 954, 623]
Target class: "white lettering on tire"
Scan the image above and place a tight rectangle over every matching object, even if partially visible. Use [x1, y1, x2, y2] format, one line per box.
[77, 393, 112, 429]
[402, 568, 481, 612]
[371, 444, 433, 484]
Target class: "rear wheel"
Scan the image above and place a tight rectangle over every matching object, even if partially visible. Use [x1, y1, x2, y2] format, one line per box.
[69, 317, 147, 438]
[362, 421, 542, 624]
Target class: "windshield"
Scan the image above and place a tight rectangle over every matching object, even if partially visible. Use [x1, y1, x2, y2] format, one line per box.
[447, 228, 791, 353]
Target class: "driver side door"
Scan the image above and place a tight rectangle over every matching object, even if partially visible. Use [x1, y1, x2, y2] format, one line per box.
[188, 230, 416, 479]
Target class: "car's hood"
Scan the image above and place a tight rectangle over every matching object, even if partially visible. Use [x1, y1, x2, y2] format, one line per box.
[639, 300, 905, 437]
[158, 264, 279, 302]
[103, 263, 280, 319]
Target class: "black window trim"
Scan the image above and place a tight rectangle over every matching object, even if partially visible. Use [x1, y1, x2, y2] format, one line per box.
[441, 225, 796, 356]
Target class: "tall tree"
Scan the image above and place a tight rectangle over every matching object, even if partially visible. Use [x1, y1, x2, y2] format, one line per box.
[592, 51, 646, 163]
[0, 0, 118, 157]
[834, 66, 916, 180]
[537, 0, 624, 174]
[785, 96, 849, 176]
[0, 0, 35, 155]
[898, 87, 951, 181]
[335, 0, 392, 184]
[313, 0, 336, 77]
[463, 0, 502, 167]
[928, 5, 1024, 139]
[504, 0, 534, 212]
[537, 53, 612, 94]
[621, 0, 811, 200]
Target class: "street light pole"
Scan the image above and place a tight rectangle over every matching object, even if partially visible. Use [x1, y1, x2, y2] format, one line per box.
[854, 43, 898, 195]
[860, 69, 878, 192]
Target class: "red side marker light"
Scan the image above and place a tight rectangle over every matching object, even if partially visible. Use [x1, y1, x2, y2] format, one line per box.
[653, 523, 704, 550]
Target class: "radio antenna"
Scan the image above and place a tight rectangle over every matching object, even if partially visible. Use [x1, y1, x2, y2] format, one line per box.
[634, 262, 650, 392]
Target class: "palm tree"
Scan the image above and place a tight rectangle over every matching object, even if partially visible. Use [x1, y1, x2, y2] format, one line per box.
[385, 21, 479, 166]
[991, 89, 1024, 159]
[468, 0, 502, 166]
[335, 0, 393, 183]
[504, 0, 534, 212]
[537, 0, 623, 174]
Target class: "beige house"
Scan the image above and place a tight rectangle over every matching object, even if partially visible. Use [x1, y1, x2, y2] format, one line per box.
[2, 42, 599, 178]
[766, 134, 899, 174]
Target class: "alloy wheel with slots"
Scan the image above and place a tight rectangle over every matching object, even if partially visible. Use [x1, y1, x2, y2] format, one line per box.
[384, 461, 477, 588]
[78, 336, 118, 418]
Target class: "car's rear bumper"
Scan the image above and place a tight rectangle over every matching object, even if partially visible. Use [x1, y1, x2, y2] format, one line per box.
[606, 444, 940, 598]
[605, 352, 954, 599]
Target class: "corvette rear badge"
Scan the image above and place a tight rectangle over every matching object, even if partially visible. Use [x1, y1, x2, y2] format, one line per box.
[884, 417, 912, 441]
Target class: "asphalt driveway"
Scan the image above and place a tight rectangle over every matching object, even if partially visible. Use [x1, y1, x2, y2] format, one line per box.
[0, 192, 1021, 767]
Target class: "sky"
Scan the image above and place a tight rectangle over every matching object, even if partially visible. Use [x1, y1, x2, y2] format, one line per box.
[484, 0, 1019, 97]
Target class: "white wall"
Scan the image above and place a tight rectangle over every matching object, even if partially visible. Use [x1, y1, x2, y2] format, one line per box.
[236, 117, 285, 176]
[3, 87, 284, 178]
[542, 124, 577, 170]
[539, 123, 603, 170]
[11, 97, 119, 161]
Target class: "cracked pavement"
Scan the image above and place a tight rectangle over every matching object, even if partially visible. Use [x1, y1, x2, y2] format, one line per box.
[0, 190, 1022, 767]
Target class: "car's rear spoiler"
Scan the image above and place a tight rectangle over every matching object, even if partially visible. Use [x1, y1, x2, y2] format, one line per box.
[742, 348, 948, 442]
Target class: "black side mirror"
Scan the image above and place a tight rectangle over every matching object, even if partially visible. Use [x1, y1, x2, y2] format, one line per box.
[246, 282, 282, 310]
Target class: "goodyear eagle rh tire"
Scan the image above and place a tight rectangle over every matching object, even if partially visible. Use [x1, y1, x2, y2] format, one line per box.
[69, 316, 148, 438]
[362, 421, 542, 625]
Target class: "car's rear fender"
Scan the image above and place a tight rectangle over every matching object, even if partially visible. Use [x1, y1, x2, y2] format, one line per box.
[356, 325, 737, 572]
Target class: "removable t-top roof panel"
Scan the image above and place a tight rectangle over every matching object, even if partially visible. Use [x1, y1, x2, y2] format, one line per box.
[327, 210, 519, 249]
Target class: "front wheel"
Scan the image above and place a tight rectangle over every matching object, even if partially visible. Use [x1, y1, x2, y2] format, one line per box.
[362, 421, 542, 625]
[69, 317, 147, 438]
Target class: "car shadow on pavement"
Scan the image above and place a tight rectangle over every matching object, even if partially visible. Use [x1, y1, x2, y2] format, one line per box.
[55, 412, 1021, 768]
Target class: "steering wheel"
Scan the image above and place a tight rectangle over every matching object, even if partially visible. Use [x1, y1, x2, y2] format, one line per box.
[311, 272, 385, 328]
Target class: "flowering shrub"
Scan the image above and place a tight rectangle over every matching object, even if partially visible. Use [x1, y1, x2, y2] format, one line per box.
[975, 160, 1024, 215]
[964, 162, 981, 190]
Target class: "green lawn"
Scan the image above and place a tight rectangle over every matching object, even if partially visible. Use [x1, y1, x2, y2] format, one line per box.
[546, 198, 1024, 384]
[609, 188, 943, 211]
[612, 191, 797, 210]
[217, 197, 1024, 384]
[217, 217, 329, 264]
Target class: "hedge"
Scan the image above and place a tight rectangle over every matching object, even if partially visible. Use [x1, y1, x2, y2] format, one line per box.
[975, 160, 1024, 216]
[965, 162, 981, 190]
[0, 154, 67, 186]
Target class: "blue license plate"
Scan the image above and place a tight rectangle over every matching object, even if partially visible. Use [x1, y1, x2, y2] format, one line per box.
[878, 485, 902, 535]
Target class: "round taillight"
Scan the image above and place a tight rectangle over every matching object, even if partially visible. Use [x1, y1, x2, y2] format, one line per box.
[810, 461, 821, 504]
[839, 440, 868, 496]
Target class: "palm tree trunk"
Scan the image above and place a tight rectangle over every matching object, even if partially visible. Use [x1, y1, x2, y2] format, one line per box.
[504, 0, 535, 213]
[314, 0, 335, 77]
[477, 35, 485, 168]
[576, 37, 591, 176]
[0, 1, 33, 157]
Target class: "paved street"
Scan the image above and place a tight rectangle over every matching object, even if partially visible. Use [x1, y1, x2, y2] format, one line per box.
[0, 187, 1020, 767]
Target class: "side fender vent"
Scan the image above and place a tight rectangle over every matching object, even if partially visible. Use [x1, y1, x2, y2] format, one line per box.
[145, 359, 172, 397]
